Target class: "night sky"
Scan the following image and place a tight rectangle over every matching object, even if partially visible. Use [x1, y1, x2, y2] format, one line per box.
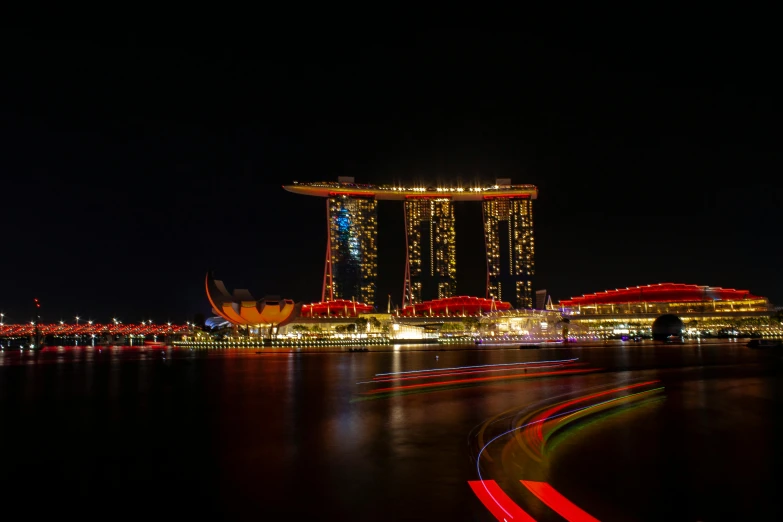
[1, 26, 780, 324]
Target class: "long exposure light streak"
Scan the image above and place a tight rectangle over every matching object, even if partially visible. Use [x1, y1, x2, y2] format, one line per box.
[516, 388, 666, 465]
[358, 362, 579, 385]
[521, 381, 660, 459]
[374, 358, 579, 377]
[473, 382, 663, 520]
[520, 481, 599, 522]
[468, 480, 536, 522]
[473, 380, 637, 462]
[548, 388, 664, 437]
[544, 395, 665, 458]
[363, 368, 597, 395]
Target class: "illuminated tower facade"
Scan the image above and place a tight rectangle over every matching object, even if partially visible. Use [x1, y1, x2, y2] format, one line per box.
[323, 195, 378, 305]
[483, 191, 535, 308]
[403, 198, 457, 306]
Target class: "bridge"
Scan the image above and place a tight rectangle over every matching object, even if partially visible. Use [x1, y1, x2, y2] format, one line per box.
[0, 323, 192, 338]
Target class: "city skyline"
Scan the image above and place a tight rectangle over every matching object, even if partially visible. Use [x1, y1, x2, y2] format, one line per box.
[0, 27, 780, 322]
[4, 22, 783, 522]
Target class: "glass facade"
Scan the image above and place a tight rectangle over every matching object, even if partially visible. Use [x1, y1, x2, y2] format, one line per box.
[325, 196, 378, 306]
[483, 197, 535, 308]
[403, 198, 457, 305]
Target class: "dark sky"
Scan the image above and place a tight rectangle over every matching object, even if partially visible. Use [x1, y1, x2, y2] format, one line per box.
[1, 25, 780, 324]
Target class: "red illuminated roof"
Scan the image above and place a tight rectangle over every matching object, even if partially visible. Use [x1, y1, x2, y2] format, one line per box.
[559, 283, 762, 307]
[301, 300, 374, 317]
[401, 296, 512, 316]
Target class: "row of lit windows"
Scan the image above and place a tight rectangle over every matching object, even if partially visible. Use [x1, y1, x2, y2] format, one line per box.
[484, 199, 535, 309]
[405, 200, 457, 298]
[325, 196, 535, 306]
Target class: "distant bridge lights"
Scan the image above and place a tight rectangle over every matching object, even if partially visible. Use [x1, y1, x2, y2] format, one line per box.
[0, 322, 190, 337]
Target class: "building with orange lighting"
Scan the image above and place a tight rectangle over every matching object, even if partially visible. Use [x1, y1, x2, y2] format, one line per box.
[205, 273, 301, 334]
[283, 177, 538, 309]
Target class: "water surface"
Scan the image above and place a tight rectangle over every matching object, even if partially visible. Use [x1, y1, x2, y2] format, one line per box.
[1, 341, 781, 521]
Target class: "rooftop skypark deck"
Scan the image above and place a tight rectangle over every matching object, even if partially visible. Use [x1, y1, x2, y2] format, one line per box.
[283, 181, 538, 201]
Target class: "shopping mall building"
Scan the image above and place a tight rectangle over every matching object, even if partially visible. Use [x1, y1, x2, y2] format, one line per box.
[558, 283, 780, 338]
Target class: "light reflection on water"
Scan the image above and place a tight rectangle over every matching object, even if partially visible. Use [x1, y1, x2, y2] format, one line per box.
[0, 341, 781, 521]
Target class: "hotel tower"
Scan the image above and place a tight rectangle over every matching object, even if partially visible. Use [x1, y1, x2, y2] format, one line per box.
[482, 181, 535, 308]
[283, 177, 537, 308]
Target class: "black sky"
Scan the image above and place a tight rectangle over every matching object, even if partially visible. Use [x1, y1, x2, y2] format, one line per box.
[1, 25, 780, 324]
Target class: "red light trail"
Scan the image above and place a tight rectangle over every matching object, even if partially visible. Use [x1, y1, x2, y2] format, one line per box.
[522, 380, 660, 459]
[521, 481, 599, 522]
[470, 380, 665, 520]
[468, 480, 536, 521]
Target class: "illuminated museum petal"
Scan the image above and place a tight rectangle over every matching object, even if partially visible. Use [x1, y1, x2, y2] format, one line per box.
[205, 272, 301, 327]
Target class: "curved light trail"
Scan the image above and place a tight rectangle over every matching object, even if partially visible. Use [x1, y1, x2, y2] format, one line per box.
[468, 480, 536, 521]
[471, 380, 632, 465]
[471, 380, 665, 521]
[519, 381, 660, 460]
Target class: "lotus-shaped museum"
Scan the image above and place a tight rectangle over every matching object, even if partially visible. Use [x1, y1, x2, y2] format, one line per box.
[205, 273, 301, 326]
